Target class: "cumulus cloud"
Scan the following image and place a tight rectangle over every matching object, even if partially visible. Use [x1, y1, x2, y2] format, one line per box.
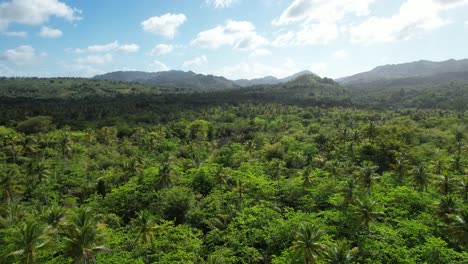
[150, 44, 174, 56]
[249, 48, 271, 57]
[465, 20, 468, 26]
[2, 31, 27, 37]
[272, 23, 339, 46]
[0, 45, 44, 65]
[191, 20, 268, 50]
[75, 54, 113, 65]
[272, 0, 374, 26]
[350, 0, 468, 43]
[69, 41, 139, 53]
[271, 0, 373, 46]
[183, 55, 208, 67]
[141, 13, 186, 38]
[149, 60, 169, 71]
[332, 49, 349, 59]
[206, 0, 238, 8]
[39, 26, 62, 38]
[0, 0, 80, 31]
[117, 44, 140, 53]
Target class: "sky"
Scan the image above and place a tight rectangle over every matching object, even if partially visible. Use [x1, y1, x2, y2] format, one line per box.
[0, 0, 468, 80]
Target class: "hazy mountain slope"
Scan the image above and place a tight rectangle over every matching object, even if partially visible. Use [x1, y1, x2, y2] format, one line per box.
[93, 70, 239, 89]
[338, 59, 468, 85]
[233, 70, 316, 87]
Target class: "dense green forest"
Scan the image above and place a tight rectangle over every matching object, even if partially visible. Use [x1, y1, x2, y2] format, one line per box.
[0, 77, 467, 263]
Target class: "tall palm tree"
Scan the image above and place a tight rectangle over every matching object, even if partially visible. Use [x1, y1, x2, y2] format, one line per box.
[354, 198, 385, 231]
[0, 164, 23, 225]
[436, 175, 455, 196]
[391, 153, 408, 185]
[214, 166, 229, 209]
[64, 208, 109, 264]
[10, 221, 49, 264]
[45, 205, 65, 241]
[291, 223, 326, 264]
[342, 178, 357, 208]
[131, 210, 159, 263]
[437, 195, 458, 223]
[156, 156, 175, 190]
[444, 208, 468, 248]
[323, 240, 357, 264]
[412, 163, 430, 192]
[357, 161, 379, 195]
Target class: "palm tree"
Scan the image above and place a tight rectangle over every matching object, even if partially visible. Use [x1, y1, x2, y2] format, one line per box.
[412, 163, 430, 192]
[436, 174, 455, 195]
[323, 240, 357, 264]
[437, 195, 458, 223]
[342, 178, 357, 208]
[354, 198, 385, 231]
[451, 155, 463, 174]
[291, 223, 326, 264]
[131, 210, 159, 263]
[156, 155, 175, 190]
[0, 164, 23, 225]
[45, 205, 65, 241]
[64, 208, 109, 264]
[10, 221, 49, 264]
[58, 128, 72, 172]
[206, 254, 226, 264]
[214, 166, 229, 209]
[357, 161, 379, 195]
[444, 208, 468, 248]
[391, 153, 408, 185]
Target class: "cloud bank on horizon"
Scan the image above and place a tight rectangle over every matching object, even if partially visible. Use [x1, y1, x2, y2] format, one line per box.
[0, 0, 468, 79]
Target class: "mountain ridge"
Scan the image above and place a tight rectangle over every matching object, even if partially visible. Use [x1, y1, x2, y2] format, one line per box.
[93, 70, 317, 89]
[337, 58, 468, 85]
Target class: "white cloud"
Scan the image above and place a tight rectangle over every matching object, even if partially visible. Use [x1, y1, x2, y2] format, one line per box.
[206, 0, 238, 8]
[117, 44, 140, 53]
[149, 60, 169, 72]
[69, 41, 139, 54]
[272, 23, 338, 46]
[2, 31, 27, 37]
[75, 54, 113, 65]
[0, 45, 43, 65]
[191, 20, 268, 50]
[39, 26, 62, 38]
[271, 0, 371, 46]
[332, 49, 349, 59]
[88, 41, 119, 53]
[465, 20, 468, 26]
[211, 58, 327, 80]
[183, 55, 208, 67]
[272, 0, 374, 26]
[141, 13, 186, 38]
[150, 44, 174, 56]
[0, 0, 80, 31]
[350, 0, 468, 44]
[249, 48, 271, 57]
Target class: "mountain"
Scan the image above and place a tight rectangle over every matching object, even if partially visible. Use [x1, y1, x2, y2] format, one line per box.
[93, 70, 239, 90]
[338, 59, 468, 85]
[233, 70, 317, 87]
[280, 70, 317, 83]
[234, 76, 280, 86]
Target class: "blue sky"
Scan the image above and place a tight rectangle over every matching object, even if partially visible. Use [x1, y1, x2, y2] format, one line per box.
[1, 0, 468, 79]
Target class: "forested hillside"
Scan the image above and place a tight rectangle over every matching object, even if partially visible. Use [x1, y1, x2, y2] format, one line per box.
[0, 77, 466, 263]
